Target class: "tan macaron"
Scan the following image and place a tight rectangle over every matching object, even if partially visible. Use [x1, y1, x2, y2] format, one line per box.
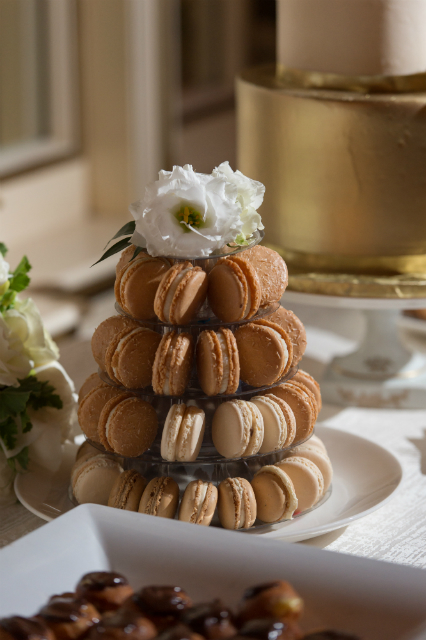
[72, 454, 123, 505]
[241, 245, 288, 306]
[196, 328, 240, 396]
[154, 261, 208, 324]
[116, 244, 136, 275]
[292, 369, 322, 412]
[108, 469, 148, 510]
[104, 325, 162, 389]
[76, 440, 101, 462]
[212, 399, 264, 459]
[78, 373, 105, 403]
[179, 480, 218, 526]
[264, 306, 307, 366]
[161, 404, 205, 462]
[115, 253, 171, 320]
[287, 443, 333, 493]
[285, 381, 319, 422]
[138, 476, 180, 518]
[251, 465, 298, 523]
[98, 393, 158, 457]
[218, 477, 257, 530]
[235, 319, 293, 387]
[250, 395, 290, 453]
[266, 383, 316, 445]
[207, 256, 261, 323]
[152, 331, 194, 395]
[91, 316, 140, 371]
[78, 384, 123, 443]
[275, 457, 324, 512]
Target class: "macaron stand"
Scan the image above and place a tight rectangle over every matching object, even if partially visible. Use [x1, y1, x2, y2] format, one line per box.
[81, 226, 330, 533]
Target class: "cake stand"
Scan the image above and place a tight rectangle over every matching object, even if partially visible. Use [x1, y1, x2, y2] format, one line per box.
[284, 290, 426, 409]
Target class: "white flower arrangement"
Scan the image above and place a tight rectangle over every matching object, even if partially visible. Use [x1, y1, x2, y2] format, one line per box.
[95, 163, 265, 264]
[0, 245, 76, 506]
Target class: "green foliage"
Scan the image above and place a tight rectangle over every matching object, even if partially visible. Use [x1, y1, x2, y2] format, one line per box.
[92, 237, 132, 267]
[0, 245, 32, 311]
[0, 243, 7, 257]
[8, 447, 29, 472]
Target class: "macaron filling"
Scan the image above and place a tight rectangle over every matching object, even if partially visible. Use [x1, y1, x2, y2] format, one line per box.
[104, 402, 125, 446]
[162, 340, 176, 394]
[163, 267, 193, 321]
[233, 478, 246, 528]
[194, 482, 209, 521]
[111, 327, 150, 380]
[243, 287, 252, 319]
[217, 332, 230, 394]
[270, 328, 290, 371]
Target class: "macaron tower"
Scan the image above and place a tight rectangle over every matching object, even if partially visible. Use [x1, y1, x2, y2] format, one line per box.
[74, 162, 330, 532]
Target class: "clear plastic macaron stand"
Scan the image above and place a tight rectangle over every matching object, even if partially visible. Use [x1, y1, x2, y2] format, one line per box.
[84, 230, 331, 532]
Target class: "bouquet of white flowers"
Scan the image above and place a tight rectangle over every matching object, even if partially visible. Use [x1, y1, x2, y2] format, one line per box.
[0, 243, 76, 506]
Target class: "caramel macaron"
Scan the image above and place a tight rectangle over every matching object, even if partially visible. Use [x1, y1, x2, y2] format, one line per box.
[212, 399, 264, 459]
[207, 256, 261, 323]
[91, 316, 140, 371]
[115, 253, 171, 320]
[116, 244, 136, 275]
[241, 245, 288, 305]
[138, 476, 180, 518]
[98, 393, 158, 457]
[108, 470, 148, 510]
[250, 394, 295, 453]
[179, 480, 218, 526]
[251, 465, 298, 523]
[275, 457, 324, 512]
[154, 261, 208, 324]
[78, 373, 105, 403]
[264, 306, 307, 366]
[161, 404, 205, 462]
[292, 369, 322, 412]
[286, 380, 319, 422]
[196, 328, 240, 396]
[71, 454, 123, 505]
[266, 383, 316, 445]
[152, 331, 194, 395]
[286, 443, 333, 494]
[218, 477, 257, 530]
[235, 319, 293, 387]
[104, 326, 161, 389]
[78, 385, 123, 443]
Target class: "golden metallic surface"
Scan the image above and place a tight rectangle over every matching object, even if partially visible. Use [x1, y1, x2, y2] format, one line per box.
[237, 65, 426, 272]
[287, 271, 426, 298]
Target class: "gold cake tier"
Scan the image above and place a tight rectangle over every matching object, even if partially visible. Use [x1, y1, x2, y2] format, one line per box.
[237, 65, 426, 280]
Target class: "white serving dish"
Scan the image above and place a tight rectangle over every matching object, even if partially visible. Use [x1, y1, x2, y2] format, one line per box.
[1, 504, 426, 639]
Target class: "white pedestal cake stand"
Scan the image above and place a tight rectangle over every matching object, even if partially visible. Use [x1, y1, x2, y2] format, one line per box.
[284, 291, 426, 409]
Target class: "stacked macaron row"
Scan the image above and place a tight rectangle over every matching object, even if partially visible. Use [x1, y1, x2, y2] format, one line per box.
[114, 244, 288, 324]
[71, 435, 332, 529]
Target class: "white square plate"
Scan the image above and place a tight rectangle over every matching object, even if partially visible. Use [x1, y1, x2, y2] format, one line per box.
[1, 504, 426, 639]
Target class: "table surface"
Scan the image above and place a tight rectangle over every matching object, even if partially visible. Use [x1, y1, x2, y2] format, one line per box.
[2, 294, 426, 569]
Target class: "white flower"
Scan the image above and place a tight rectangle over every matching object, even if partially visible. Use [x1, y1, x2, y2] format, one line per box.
[129, 164, 243, 257]
[213, 161, 265, 239]
[3, 298, 59, 368]
[0, 317, 32, 387]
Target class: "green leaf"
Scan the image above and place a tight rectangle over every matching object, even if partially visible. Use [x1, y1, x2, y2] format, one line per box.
[0, 289, 16, 311]
[132, 246, 145, 261]
[17, 376, 63, 411]
[92, 237, 131, 267]
[104, 221, 136, 248]
[0, 416, 18, 450]
[8, 447, 29, 472]
[0, 243, 7, 257]
[12, 255, 31, 278]
[9, 255, 31, 293]
[0, 388, 31, 422]
[20, 408, 32, 433]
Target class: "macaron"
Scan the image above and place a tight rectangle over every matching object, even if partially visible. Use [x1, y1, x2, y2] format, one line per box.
[275, 457, 324, 512]
[264, 306, 307, 366]
[108, 469, 148, 510]
[251, 465, 298, 523]
[78, 385, 123, 443]
[250, 394, 295, 453]
[179, 480, 218, 526]
[152, 331, 194, 395]
[161, 404, 205, 462]
[266, 384, 316, 445]
[196, 328, 240, 396]
[116, 244, 136, 274]
[104, 325, 162, 389]
[138, 476, 180, 518]
[72, 454, 123, 505]
[115, 253, 171, 320]
[212, 400, 264, 459]
[287, 443, 333, 493]
[241, 245, 288, 305]
[92, 316, 140, 370]
[207, 256, 261, 322]
[154, 261, 208, 324]
[308, 434, 328, 455]
[218, 477, 257, 529]
[76, 440, 101, 461]
[292, 369, 322, 412]
[235, 319, 293, 387]
[98, 393, 158, 457]
[78, 372, 104, 403]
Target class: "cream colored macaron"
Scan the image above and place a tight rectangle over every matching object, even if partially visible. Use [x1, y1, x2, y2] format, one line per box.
[72, 454, 123, 505]
[154, 261, 208, 324]
[287, 443, 333, 493]
[212, 400, 264, 459]
[250, 395, 287, 453]
[251, 465, 298, 523]
[218, 477, 257, 530]
[275, 457, 324, 512]
[161, 404, 205, 462]
[179, 480, 218, 526]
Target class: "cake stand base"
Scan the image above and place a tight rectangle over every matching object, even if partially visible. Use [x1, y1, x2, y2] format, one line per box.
[284, 292, 426, 409]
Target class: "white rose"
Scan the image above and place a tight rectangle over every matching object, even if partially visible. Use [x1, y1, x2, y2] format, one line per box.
[0, 254, 10, 289]
[213, 162, 265, 239]
[129, 164, 243, 258]
[0, 317, 32, 387]
[3, 297, 59, 368]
